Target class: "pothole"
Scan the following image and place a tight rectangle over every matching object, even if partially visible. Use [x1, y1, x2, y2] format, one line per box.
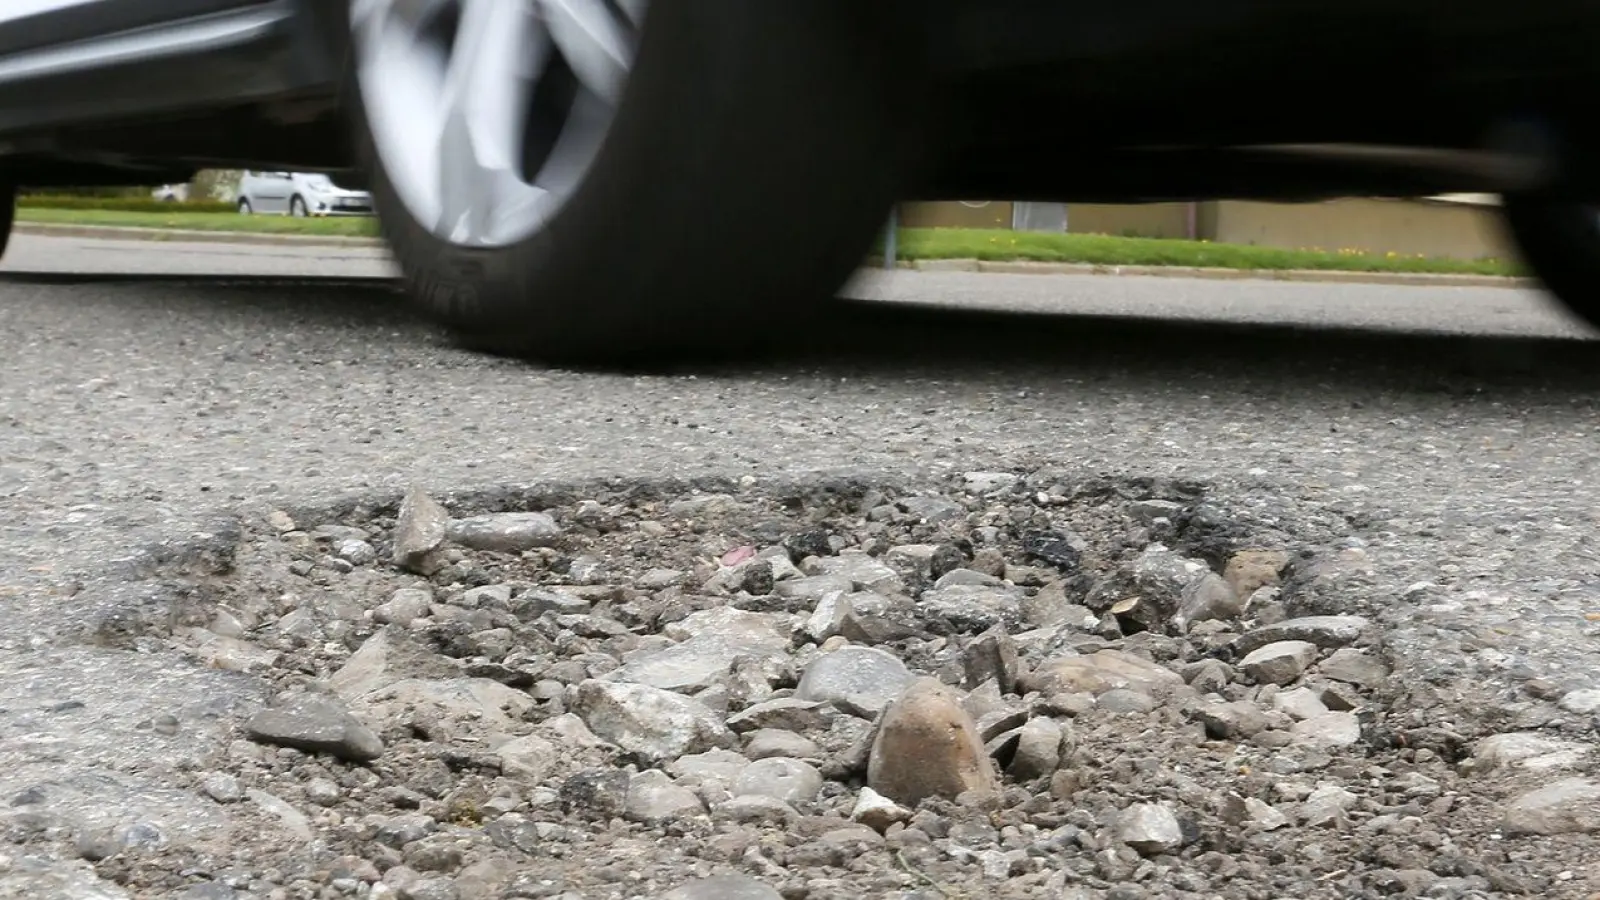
[45, 474, 1600, 897]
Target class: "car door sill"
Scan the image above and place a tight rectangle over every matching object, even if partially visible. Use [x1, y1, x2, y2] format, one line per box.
[0, 3, 291, 87]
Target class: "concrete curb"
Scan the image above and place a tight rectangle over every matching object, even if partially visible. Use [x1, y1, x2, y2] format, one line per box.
[874, 257, 1531, 289]
[17, 221, 1529, 289]
[14, 221, 387, 249]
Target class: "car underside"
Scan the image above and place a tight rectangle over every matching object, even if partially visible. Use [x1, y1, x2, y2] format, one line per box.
[3, 1, 1596, 203]
[0, 0, 1595, 365]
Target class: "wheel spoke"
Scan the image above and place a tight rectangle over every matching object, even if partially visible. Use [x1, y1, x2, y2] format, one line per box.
[351, 0, 649, 247]
[538, 0, 636, 104]
[350, 0, 453, 43]
[434, 0, 546, 243]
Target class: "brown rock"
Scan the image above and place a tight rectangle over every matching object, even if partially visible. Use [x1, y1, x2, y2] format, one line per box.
[1023, 650, 1185, 697]
[392, 486, 449, 574]
[868, 678, 998, 807]
[1224, 550, 1290, 599]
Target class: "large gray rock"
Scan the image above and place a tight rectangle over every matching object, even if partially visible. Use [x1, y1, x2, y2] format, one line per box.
[1232, 615, 1371, 655]
[1315, 647, 1389, 688]
[796, 646, 916, 718]
[625, 770, 705, 824]
[446, 511, 561, 553]
[1007, 717, 1065, 781]
[1090, 547, 1214, 631]
[495, 734, 557, 782]
[801, 551, 904, 593]
[247, 694, 383, 762]
[918, 585, 1024, 633]
[574, 680, 735, 764]
[868, 678, 998, 806]
[331, 626, 460, 700]
[1289, 712, 1361, 749]
[1238, 640, 1319, 686]
[1119, 803, 1183, 856]
[610, 608, 789, 693]
[733, 757, 823, 805]
[661, 875, 782, 900]
[1468, 732, 1593, 773]
[1503, 777, 1600, 836]
[350, 678, 535, 743]
[1171, 572, 1242, 630]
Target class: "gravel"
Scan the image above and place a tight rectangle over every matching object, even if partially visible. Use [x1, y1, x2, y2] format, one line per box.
[2, 476, 1591, 897]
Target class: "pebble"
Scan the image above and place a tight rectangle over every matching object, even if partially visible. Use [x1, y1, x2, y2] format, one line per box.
[200, 773, 244, 804]
[1233, 615, 1371, 655]
[1024, 650, 1185, 697]
[246, 694, 384, 762]
[850, 787, 912, 833]
[1290, 712, 1362, 748]
[1119, 803, 1184, 856]
[374, 588, 433, 626]
[795, 646, 916, 718]
[1223, 549, 1290, 598]
[445, 512, 561, 552]
[1469, 732, 1593, 772]
[1238, 640, 1319, 685]
[392, 487, 450, 573]
[1558, 688, 1600, 715]
[732, 758, 823, 805]
[626, 770, 705, 824]
[744, 729, 821, 761]
[1316, 647, 1389, 688]
[572, 680, 735, 764]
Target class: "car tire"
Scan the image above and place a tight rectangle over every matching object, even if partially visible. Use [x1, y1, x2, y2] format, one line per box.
[290, 196, 309, 217]
[1499, 193, 1600, 330]
[238, 198, 253, 215]
[0, 184, 13, 261]
[343, 1, 925, 366]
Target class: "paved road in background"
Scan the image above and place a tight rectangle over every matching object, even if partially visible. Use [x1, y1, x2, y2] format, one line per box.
[1, 231, 1599, 891]
[4, 231, 1590, 337]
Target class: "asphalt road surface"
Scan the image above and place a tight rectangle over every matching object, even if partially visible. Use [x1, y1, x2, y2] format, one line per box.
[1, 232, 1599, 893]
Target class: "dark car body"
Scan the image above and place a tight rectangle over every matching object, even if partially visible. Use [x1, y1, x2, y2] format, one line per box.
[0, 0, 1593, 203]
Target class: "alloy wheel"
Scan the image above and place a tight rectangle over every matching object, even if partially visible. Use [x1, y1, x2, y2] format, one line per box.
[349, 0, 648, 248]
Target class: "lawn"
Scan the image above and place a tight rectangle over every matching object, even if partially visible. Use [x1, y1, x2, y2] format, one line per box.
[14, 206, 1522, 276]
[16, 206, 381, 237]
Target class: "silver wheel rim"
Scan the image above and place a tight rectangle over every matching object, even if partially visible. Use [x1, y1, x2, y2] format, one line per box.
[349, 0, 648, 249]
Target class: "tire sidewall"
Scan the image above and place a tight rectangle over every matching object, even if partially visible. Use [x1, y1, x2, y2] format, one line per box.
[342, 1, 922, 357]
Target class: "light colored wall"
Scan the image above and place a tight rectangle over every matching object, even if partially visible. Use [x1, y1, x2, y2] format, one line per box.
[897, 197, 1515, 262]
[1065, 203, 1194, 239]
[1207, 198, 1512, 260]
[898, 201, 1013, 230]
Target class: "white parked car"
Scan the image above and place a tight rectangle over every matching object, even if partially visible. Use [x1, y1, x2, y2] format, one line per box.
[235, 171, 373, 218]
